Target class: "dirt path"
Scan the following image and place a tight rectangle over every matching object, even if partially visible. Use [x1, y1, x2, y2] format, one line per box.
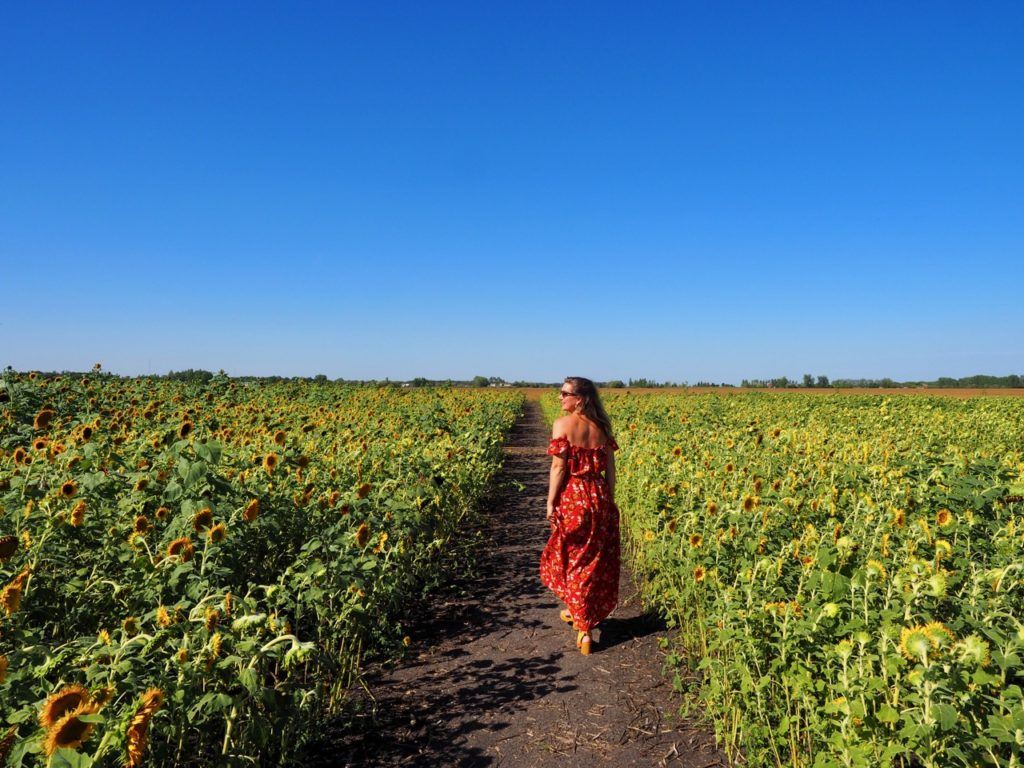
[301, 401, 727, 767]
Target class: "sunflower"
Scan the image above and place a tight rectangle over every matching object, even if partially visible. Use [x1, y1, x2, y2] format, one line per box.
[753, 478, 763, 493]
[372, 531, 389, 554]
[263, 452, 279, 474]
[356, 482, 372, 499]
[243, 499, 260, 522]
[39, 685, 91, 729]
[692, 566, 706, 582]
[923, 621, 956, 648]
[156, 606, 172, 628]
[133, 515, 150, 535]
[204, 608, 220, 632]
[123, 616, 139, 635]
[354, 522, 370, 548]
[672, 446, 682, 457]
[69, 500, 86, 527]
[742, 495, 757, 512]
[192, 508, 213, 532]
[771, 478, 782, 491]
[12, 447, 27, 464]
[223, 592, 233, 617]
[43, 702, 99, 755]
[898, 625, 932, 662]
[865, 559, 888, 580]
[936, 508, 953, 527]
[81, 425, 93, 440]
[154, 506, 170, 520]
[725, 463, 735, 473]
[1, 581, 22, 615]
[706, 501, 718, 514]
[208, 522, 227, 544]
[0, 654, 7, 684]
[891, 509, 906, 528]
[125, 689, 164, 768]
[176, 647, 189, 664]
[134, 478, 148, 492]
[33, 408, 55, 430]
[0, 535, 17, 561]
[32, 438, 47, 452]
[178, 422, 193, 439]
[167, 537, 195, 562]
[688, 533, 703, 548]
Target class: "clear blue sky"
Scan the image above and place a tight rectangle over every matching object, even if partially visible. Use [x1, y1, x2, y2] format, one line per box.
[2, 2, 1022, 383]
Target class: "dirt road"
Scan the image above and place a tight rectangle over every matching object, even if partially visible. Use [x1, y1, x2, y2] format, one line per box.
[301, 401, 727, 767]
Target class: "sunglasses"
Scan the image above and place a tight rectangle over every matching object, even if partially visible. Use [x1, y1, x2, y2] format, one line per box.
[559, 390, 578, 398]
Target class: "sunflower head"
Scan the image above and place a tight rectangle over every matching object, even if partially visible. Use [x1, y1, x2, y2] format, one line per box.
[936, 508, 953, 527]
[33, 408, 56, 431]
[263, 452, 279, 474]
[692, 566, 706, 583]
[273, 430, 287, 446]
[33, 438, 48, 452]
[39, 685, 91, 729]
[0, 654, 7, 684]
[154, 506, 170, 521]
[167, 537, 195, 562]
[706, 501, 718, 515]
[354, 522, 370, 548]
[688, 533, 703, 548]
[899, 626, 932, 662]
[192, 508, 213, 532]
[243, 499, 260, 522]
[356, 482, 372, 499]
[178, 421, 193, 439]
[208, 522, 227, 544]
[60, 480, 78, 498]
[12, 447, 27, 464]
[133, 515, 150, 535]
[43, 703, 99, 755]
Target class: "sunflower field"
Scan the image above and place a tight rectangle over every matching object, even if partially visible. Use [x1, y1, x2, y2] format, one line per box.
[0, 372, 523, 767]
[543, 391, 1024, 768]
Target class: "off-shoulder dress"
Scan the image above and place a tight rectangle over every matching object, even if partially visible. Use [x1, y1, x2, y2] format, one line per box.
[539, 435, 620, 633]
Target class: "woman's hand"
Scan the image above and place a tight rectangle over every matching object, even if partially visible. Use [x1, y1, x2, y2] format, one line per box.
[546, 502, 556, 522]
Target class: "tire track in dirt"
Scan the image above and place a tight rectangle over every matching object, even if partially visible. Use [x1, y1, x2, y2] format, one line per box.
[300, 400, 728, 767]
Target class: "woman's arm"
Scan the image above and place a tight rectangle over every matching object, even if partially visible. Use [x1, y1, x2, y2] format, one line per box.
[606, 446, 616, 497]
[547, 456, 567, 521]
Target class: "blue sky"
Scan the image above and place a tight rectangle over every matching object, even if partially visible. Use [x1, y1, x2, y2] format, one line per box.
[2, 2, 1022, 383]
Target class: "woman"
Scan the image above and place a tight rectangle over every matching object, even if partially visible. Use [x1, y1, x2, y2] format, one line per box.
[540, 376, 620, 655]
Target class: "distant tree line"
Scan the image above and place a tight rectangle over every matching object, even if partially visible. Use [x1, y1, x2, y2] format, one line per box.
[740, 374, 1024, 389]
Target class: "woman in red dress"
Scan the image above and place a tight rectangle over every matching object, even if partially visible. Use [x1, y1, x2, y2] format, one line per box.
[540, 376, 620, 656]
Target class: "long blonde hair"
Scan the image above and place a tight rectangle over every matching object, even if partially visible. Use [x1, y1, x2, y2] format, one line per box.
[564, 377, 615, 444]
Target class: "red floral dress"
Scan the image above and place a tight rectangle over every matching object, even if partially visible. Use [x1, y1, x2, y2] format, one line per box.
[539, 435, 620, 633]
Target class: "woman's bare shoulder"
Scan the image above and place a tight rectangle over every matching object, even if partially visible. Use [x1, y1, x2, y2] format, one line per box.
[551, 415, 574, 438]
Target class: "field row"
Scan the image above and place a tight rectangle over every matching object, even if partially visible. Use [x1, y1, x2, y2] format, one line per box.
[0, 374, 523, 766]
[544, 391, 1024, 767]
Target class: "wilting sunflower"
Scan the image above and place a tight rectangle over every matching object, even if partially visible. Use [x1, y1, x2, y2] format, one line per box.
[59, 480, 77, 498]
[125, 688, 164, 768]
[263, 452, 279, 474]
[208, 522, 227, 544]
[43, 702, 99, 755]
[204, 608, 220, 632]
[243, 499, 260, 522]
[167, 537, 195, 562]
[70, 500, 86, 527]
[356, 482, 372, 499]
[354, 522, 370, 548]
[39, 685, 91, 729]
[192, 508, 213, 532]
[0, 535, 17, 561]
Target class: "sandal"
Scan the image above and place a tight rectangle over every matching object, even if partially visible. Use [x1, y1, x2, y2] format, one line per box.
[576, 630, 593, 655]
[559, 609, 573, 625]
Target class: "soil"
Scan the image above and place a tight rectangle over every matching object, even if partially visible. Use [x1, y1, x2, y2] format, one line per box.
[298, 401, 728, 767]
